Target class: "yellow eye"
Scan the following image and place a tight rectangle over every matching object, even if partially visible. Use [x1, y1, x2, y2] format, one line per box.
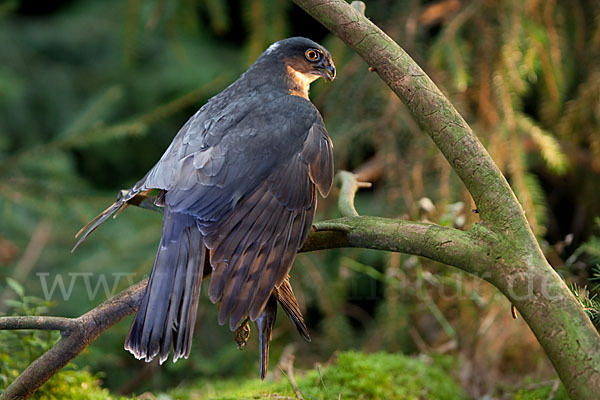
[305, 49, 320, 62]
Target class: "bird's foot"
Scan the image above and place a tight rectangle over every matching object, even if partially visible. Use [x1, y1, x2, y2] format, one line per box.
[234, 318, 251, 350]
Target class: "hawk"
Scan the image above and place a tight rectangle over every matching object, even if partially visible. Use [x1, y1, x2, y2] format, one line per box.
[74, 37, 335, 379]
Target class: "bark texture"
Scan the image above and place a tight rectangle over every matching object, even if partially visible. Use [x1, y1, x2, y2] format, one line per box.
[1, 2, 599, 399]
[291, 1, 600, 398]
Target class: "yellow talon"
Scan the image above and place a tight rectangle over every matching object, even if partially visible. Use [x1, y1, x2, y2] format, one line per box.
[234, 318, 251, 350]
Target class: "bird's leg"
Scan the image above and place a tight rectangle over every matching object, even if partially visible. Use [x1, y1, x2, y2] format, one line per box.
[234, 317, 251, 350]
[122, 189, 164, 214]
[113, 190, 157, 219]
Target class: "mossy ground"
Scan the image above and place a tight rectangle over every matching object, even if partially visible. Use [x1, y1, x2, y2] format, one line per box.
[5, 350, 568, 399]
[27, 368, 129, 400]
[165, 351, 468, 400]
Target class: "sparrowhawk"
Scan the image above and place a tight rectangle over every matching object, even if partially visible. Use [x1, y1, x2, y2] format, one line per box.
[74, 37, 335, 379]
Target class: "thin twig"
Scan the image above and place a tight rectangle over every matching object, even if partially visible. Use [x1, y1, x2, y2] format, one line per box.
[13, 221, 51, 282]
[0, 316, 77, 332]
[282, 355, 304, 400]
[548, 380, 560, 400]
[0, 221, 51, 313]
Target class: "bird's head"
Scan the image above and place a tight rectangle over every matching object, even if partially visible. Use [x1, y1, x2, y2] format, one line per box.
[263, 37, 336, 83]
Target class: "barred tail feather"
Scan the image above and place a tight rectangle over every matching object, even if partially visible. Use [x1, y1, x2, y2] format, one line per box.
[124, 207, 205, 364]
[274, 278, 310, 342]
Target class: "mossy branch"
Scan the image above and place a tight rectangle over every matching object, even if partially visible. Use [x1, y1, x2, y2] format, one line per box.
[0, 316, 77, 332]
[291, 1, 600, 398]
[3, 3, 599, 398]
[0, 170, 488, 400]
[0, 280, 147, 400]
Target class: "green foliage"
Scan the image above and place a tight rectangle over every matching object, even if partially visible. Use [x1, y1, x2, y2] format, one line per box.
[0, 283, 130, 399]
[566, 219, 600, 328]
[2, 0, 599, 397]
[569, 281, 600, 327]
[425, 0, 600, 238]
[513, 384, 569, 400]
[298, 352, 467, 400]
[28, 369, 130, 400]
[0, 282, 58, 390]
[167, 351, 468, 400]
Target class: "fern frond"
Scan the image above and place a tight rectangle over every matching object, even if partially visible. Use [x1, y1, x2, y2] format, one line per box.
[570, 283, 600, 326]
[517, 114, 569, 174]
[523, 172, 548, 237]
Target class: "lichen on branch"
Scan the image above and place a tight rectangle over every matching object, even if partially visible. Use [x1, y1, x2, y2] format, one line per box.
[291, 1, 600, 398]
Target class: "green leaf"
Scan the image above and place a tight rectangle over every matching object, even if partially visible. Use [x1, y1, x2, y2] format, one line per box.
[5, 277, 24, 298]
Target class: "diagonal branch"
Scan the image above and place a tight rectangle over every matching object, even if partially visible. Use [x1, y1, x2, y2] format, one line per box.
[0, 280, 146, 400]
[0, 170, 485, 400]
[291, 1, 600, 398]
[297, 0, 523, 234]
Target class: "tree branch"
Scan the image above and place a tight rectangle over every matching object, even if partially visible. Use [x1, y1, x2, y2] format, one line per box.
[311, 216, 488, 276]
[335, 171, 372, 217]
[291, 1, 600, 398]
[295, 0, 524, 235]
[1, 170, 486, 399]
[0, 280, 146, 400]
[0, 316, 77, 332]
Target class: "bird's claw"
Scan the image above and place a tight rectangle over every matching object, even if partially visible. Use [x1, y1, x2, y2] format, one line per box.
[234, 318, 251, 349]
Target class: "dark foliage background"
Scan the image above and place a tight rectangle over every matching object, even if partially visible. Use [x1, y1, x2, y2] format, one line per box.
[1, 0, 600, 398]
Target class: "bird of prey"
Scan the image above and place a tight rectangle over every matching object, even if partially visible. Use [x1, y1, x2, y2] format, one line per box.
[74, 37, 335, 379]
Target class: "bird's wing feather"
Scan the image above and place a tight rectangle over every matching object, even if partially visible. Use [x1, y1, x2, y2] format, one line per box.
[142, 93, 317, 222]
[80, 88, 333, 331]
[194, 107, 333, 330]
[143, 92, 333, 330]
[274, 277, 311, 341]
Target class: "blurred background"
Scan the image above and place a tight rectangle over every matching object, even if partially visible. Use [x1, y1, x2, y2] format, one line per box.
[1, 0, 600, 398]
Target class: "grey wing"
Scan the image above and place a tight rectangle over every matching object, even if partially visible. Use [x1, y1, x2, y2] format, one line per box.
[72, 88, 272, 249]
[138, 93, 254, 195]
[200, 115, 334, 330]
[72, 98, 236, 250]
[116, 92, 332, 331]
[139, 94, 317, 223]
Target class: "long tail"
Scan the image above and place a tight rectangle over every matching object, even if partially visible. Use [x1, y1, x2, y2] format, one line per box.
[125, 206, 205, 364]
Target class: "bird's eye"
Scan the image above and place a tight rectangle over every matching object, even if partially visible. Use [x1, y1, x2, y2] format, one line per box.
[305, 49, 320, 62]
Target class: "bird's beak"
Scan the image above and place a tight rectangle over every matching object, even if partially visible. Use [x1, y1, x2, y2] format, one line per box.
[316, 60, 336, 81]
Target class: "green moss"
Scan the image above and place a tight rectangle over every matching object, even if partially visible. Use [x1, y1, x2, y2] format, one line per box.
[167, 351, 468, 400]
[32, 369, 131, 400]
[513, 384, 569, 400]
[0, 288, 131, 400]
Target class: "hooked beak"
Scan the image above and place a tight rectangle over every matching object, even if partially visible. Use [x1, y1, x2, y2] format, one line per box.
[315, 59, 336, 81]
